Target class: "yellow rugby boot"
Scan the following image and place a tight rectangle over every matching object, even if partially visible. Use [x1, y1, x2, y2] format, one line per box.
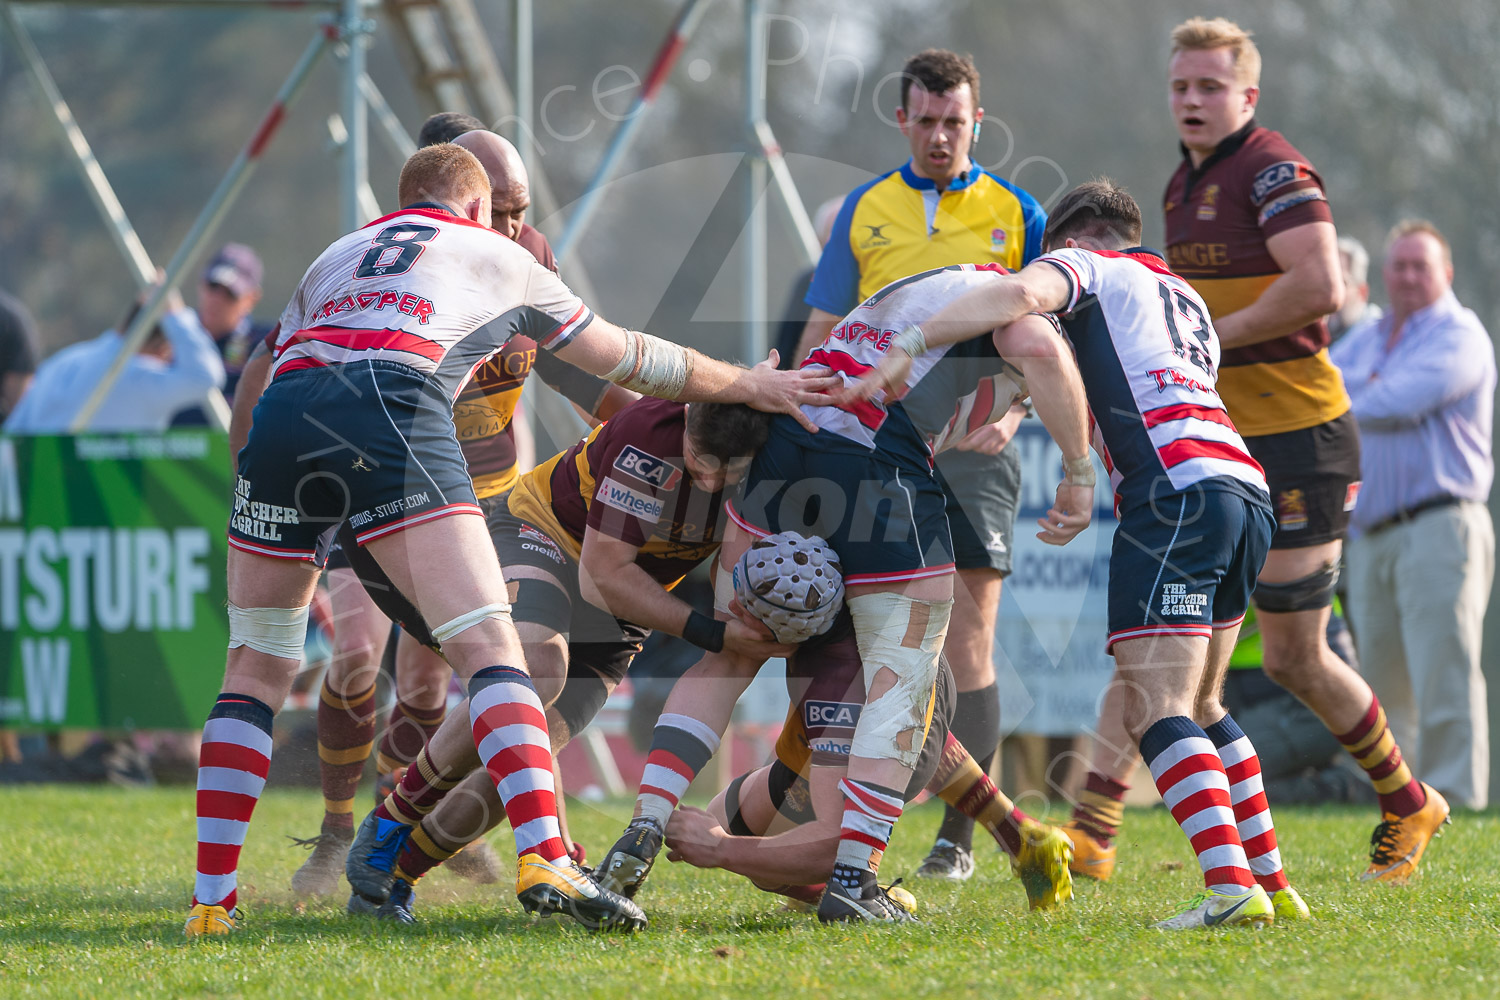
[183, 903, 239, 938]
[516, 853, 647, 932]
[1014, 821, 1075, 911]
[1363, 783, 1450, 883]
[1270, 885, 1310, 921]
[1062, 821, 1116, 881]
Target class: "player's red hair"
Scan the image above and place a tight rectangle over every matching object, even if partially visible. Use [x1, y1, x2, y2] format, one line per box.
[397, 143, 489, 212]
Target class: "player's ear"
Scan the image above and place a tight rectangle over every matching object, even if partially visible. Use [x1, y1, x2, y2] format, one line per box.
[1242, 84, 1260, 113]
[464, 194, 488, 226]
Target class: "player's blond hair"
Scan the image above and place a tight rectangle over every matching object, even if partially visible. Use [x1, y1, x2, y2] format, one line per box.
[397, 143, 489, 212]
[1386, 218, 1452, 265]
[1170, 17, 1261, 87]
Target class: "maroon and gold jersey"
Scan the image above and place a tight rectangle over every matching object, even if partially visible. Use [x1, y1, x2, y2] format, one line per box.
[452, 224, 610, 498]
[1163, 121, 1349, 437]
[504, 396, 725, 588]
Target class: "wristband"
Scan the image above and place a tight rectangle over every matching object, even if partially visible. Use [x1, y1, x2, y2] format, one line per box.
[683, 610, 727, 653]
[891, 324, 928, 358]
[1063, 454, 1097, 487]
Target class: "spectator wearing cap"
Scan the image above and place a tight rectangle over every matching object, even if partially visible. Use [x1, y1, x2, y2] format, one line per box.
[171, 244, 270, 426]
[1331, 219, 1496, 809]
[3, 281, 224, 434]
[0, 289, 40, 423]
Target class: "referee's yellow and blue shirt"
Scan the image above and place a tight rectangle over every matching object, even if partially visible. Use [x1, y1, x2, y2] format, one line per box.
[806, 161, 1048, 316]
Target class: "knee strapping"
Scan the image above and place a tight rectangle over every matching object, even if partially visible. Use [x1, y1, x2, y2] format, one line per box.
[431, 602, 513, 644]
[846, 592, 954, 767]
[227, 602, 310, 660]
[1254, 562, 1339, 613]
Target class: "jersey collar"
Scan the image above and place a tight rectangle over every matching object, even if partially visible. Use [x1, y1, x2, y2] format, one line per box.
[899, 159, 983, 192]
[1179, 118, 1257, 196]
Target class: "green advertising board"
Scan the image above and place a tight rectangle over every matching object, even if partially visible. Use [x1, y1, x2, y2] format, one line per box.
[0, 432, 231, 730]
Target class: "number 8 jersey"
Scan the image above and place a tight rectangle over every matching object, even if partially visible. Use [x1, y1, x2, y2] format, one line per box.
[269, 203, 593, 401]
[1039, 246, 1269, 511]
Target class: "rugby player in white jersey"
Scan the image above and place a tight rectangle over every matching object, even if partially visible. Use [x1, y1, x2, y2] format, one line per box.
[184, 142, 838, 937]
[598, 259, 1096, 921]
[847, 179, 1310, 929]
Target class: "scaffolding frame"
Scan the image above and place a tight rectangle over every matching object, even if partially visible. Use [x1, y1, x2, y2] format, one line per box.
[1, 0, 816, 428]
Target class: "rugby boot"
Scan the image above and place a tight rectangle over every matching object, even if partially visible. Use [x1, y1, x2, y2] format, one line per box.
[596, 818, 664, 898]
[1013, 820, 1075, 911]
[516, 853, 647, 931]
[1062, 820, 1117, 881]
[347, 878, 418, 925]
[817, 875, 918, 924]
[1153, 886, 1273, 930]
[344, 810, 412, 906]
[184, 903, 240, 938]
[914, 839, 975, 881]
[1362, 783, 1450, 883]
[1271, 885, 1310, 921]
[445, 837, 503, 885]
[288, 825, 354, 897]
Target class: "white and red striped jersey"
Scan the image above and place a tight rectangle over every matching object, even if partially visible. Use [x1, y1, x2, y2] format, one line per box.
[1040, 246, 1268, 510]
[270, 204, 592, 401]
[801, 263, 1028, 467]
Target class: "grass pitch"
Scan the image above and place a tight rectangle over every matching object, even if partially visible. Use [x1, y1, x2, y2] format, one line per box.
[1, 786, 1496, 999]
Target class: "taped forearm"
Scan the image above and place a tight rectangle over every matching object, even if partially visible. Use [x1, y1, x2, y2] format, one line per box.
[605, 330, 695, 399]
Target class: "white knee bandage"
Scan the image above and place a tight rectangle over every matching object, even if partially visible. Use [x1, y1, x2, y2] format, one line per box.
[227, 602, 311, 661]
[431, 602, 514, 644]
[846, 592, 953, 767]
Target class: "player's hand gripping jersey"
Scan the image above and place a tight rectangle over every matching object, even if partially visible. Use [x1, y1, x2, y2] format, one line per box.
[1038, 247, 1268, 511]
[269, 205, 592, 400]
[801, 263, 1028, 467]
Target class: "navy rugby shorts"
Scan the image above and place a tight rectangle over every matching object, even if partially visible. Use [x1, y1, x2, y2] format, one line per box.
[229, 359, 480, 561]
[724, 415, 953, 587]
[1106, 481, 1274, 652]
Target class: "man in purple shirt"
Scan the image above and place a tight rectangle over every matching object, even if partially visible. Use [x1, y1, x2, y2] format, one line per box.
[1331, 219, 1495, 810]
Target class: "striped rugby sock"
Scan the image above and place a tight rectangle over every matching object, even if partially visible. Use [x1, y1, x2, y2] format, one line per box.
[467, 666, 569, 864]
[636, 713, 722, 829]
[374, 743, 460, 827]
[1205, 715, 1290, 893]
[316, 678, 375, 832]
[193, 694, 275, 910]
[930, 732, 1030, 858]
[376, 698, 446, 774]
[834, 778, 905, 877]
[1140, 716, 1255, 894]
[1337, 698, 1426, 817]
[1071, 771, 1129, 847]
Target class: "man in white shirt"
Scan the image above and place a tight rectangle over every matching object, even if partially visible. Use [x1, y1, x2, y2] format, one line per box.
[4, 284, 224, 433]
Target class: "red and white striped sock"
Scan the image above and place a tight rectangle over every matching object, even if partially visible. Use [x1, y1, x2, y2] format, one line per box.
[833, 778, 905, 876]
[636, 713, 721, 829]
[193, 694, 275, 910]
[1206, 715, 1290, 893]
[467, 666, 568, 865]
[1140, 716, 1255, 894]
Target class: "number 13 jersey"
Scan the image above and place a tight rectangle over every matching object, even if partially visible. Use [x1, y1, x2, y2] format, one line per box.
[268, 203, 593, 401]
[1039, 246, 1268, 512]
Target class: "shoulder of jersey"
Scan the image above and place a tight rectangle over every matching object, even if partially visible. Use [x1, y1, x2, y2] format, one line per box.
[976, 169, 1044, 210]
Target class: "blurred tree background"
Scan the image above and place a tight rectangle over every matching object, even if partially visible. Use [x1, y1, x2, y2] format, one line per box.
[4, 0, 1497, 352]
